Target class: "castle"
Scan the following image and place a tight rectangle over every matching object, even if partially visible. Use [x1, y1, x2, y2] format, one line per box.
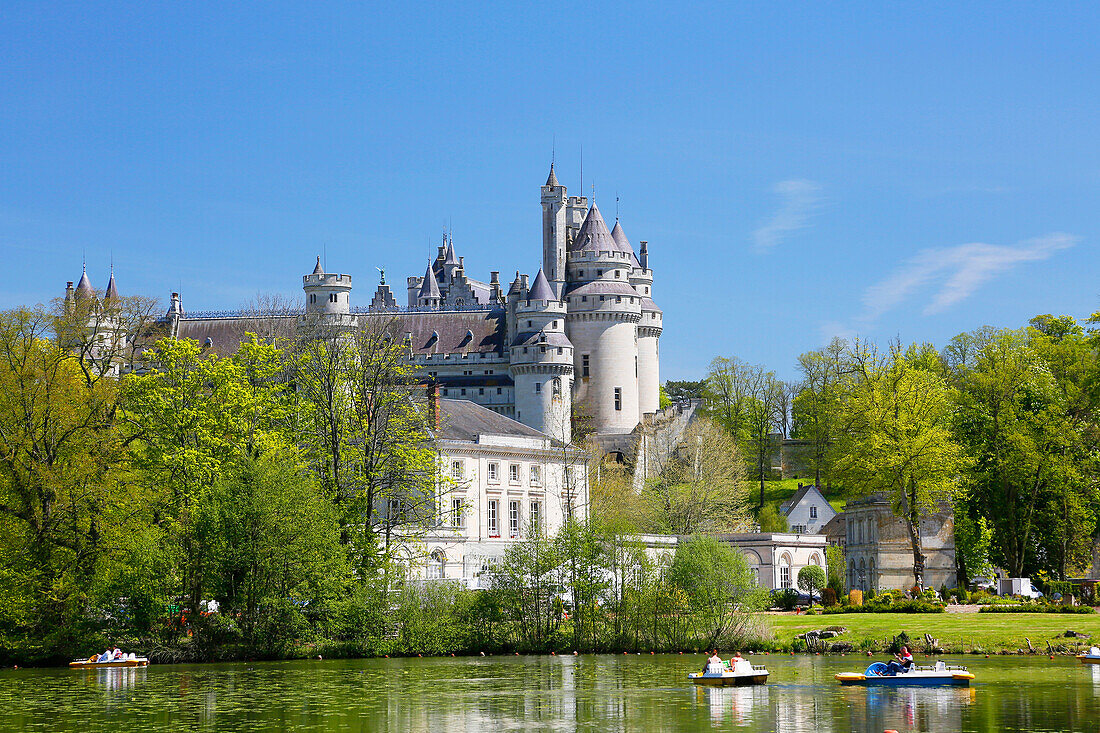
[88, 164, 665, 440]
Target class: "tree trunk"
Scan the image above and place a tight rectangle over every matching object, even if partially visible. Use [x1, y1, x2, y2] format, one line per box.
[905, 477, 926, 592]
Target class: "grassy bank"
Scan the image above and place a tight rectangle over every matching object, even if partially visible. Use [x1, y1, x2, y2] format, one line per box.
[766, 611, 1100, 654]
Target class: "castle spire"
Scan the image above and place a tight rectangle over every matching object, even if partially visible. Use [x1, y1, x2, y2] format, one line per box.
[527, 268, 555, 302]
[418, 262, 441, 300]
[75, 263, 94, 299]
[312, 255, 324, 275]
[104, 264, 119, 301]
[545, 162, 559, 188]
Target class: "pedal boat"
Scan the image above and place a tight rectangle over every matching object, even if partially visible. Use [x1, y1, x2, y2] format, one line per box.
[688, 659, 769, 686]
[1076, 646, 1100, 664]
[69, 656, 149, 669]
[835, 661, 973, 687]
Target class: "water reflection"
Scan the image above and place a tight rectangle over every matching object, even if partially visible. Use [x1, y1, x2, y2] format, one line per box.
[0, 655, 1098, 731]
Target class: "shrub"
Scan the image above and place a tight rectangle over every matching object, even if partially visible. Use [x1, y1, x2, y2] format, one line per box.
[848, 590, 863, 607]
[978, 604, 1094, 614]
[772, 588, 798, 611]
[823, 600, 945, 614]
[822, 588, 838, 608]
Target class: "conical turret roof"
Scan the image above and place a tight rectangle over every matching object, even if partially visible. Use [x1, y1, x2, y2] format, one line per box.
[443, 239, 459, 266]
[312, 256, 324, 275]
[75, 265, 94, 299]
[418, 264, 441, 299]
[610, 220, 643, 268]
[545, 164, 559, 187]
[104, 268, 119, 300]
[527, 268, 555, 301]
[570, 204, 631, 254]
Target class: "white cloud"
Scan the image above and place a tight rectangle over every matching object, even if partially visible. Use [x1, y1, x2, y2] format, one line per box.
[859, 233, 1078, 325]
[752, 179, 822, 252]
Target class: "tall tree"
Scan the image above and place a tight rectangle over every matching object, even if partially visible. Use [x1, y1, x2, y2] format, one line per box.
[792, 337, 847, 486]
[835, 340, 965, 589]
[644, 418, 750, 534]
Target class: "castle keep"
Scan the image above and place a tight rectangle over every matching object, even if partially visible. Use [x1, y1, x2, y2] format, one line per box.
[78, 165, 663, 440]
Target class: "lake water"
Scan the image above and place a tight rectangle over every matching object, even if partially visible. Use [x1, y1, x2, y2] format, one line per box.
[1, 653, 1097, 732]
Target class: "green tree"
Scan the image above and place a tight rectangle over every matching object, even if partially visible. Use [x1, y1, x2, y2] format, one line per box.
[0, 302, 155, 660]
[797, 564, 826, 605]
[194, 449, 349, 654]
[792, 337, 847, 485]
[644, 418, 750, 535]
[665, 535, 768, 649]
[835, 341, 965, 590]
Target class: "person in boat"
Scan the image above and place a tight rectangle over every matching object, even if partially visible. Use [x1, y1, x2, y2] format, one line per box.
[112, 648, 124, 660]
[727, 651, 744, 670]
[884, 645, 913, 675]
[703, 649, 723, 674]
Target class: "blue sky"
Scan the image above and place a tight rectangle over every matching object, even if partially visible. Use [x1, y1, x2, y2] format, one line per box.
[2, 2, 1098, 380]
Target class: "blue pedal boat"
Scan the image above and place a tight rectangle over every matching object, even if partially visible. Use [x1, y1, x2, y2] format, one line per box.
[835, 661, 974, 686]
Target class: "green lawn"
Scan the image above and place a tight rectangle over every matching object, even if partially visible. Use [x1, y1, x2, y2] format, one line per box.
[766, 612, 1100, 653]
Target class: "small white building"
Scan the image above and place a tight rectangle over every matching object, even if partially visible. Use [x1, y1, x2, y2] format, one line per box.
[414, 398, 589, 586]
[719, 533, 829, 591]
[632, 533, 828, 592]
[779, 483, 837, 535]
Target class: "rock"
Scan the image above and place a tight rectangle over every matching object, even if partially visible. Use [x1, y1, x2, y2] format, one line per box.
[829, 643, 854, 653]
[1064, 630, 1090, 639]
[823, 626, 849, 634]
[819, 631, 838, 639]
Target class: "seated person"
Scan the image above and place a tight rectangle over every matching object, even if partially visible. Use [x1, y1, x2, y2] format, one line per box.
[97, 650, 113, 663]
[112, 648, 124, 660]
[704, 649, 724, 674]
[884, 646, 914, 675]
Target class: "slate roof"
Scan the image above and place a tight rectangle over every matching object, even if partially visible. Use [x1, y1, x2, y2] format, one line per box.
[610, 220, 643, 268]
[780, 484, 826, 515]
[527, 268, 555, 301]
[443, 240, 459, 266]
[395, 309, 505, 354]
[510, 330, 572, 348]
[545, 164, 559, 187]
[436, 398, 547, 441]
[175, 307, 506, 357]
[418, 264, 441, 299]
[104, 270, 119, 300]
[570, 204, 632, 255]
[563, 280, 641, 298]
[819, 513, 846, 542]
[75, 267, 94, 298]
[640, 296, 662, 313]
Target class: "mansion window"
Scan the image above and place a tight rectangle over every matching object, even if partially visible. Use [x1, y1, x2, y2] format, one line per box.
[614, 387, 622, 411]
[451, 498, 465, 529]
[509, 464, 520, 483]
[530, 501, 542, 532]
[509, 500, 520, 538]
[793, 525, 807, 534]
[451, 460, 463, 480]
[809, 506, 817, 519]
[780, 565, 791, 589]
[530, 465, 541, 485]
[388, 498, 402, 521]
[487, 462, 499, 482]
[488, 500, 499, 537]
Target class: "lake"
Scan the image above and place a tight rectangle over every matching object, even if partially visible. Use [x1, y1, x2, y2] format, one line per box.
[0, 653, 1096, 731]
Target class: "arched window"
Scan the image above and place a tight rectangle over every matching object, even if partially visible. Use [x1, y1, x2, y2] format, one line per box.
[859, 558, 867, 591]
[428, 549, 446, 580]
[779, 552, 793, 589]
[809, 553, 821, 566]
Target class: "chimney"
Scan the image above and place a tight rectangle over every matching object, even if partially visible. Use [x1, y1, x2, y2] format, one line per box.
[639, 241, 649, 269]
[429, 382, 441, 430]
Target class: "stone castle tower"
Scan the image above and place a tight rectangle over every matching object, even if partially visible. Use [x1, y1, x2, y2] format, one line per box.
[142, 162, 662, 441]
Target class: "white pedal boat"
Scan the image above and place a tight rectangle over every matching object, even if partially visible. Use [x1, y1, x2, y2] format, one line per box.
[1076, 646, 1100, 664]
[835, 660, 973, 686]
[688, 659, 769, 686]
[69, 655, 149, 669]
